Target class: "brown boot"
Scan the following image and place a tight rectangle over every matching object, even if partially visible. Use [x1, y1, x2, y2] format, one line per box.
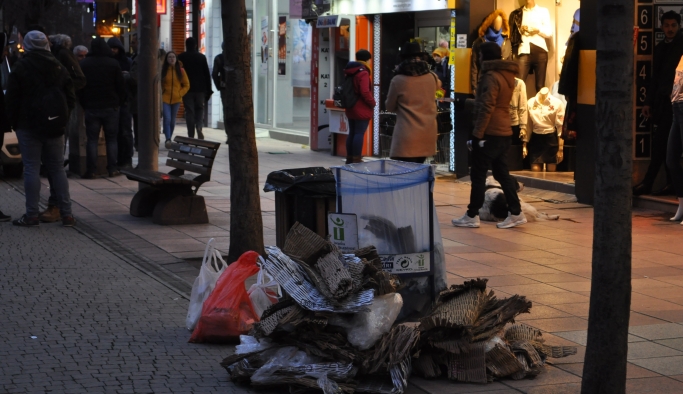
[345, 156, 353, 164]
[352, 156, 364, 163]
[39, 205, 61, 223]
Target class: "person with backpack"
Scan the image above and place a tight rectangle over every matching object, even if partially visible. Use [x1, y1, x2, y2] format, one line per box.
[78, 38, 126, 179]
[4, 30, 76, 227]
[341, 49, 375, 164]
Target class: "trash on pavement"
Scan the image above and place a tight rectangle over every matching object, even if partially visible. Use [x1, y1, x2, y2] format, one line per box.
[186, 238, 228, 331]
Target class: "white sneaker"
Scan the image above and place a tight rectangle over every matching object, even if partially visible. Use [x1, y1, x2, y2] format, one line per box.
[452, 213, 480, 228]
[497, 212, 527, 229]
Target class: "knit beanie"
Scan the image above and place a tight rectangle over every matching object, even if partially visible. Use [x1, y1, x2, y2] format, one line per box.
[356, 49, 371, 62]
[432, 47, 449, 58]
[23, 31, 51, 52]
[480, 41, 502, 61]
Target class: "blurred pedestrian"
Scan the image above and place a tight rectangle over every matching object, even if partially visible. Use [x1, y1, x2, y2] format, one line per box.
[212, 42, 229, 143]
[73, 45, 88, 61]
[178, 37, 212, 139]
[107, 38, 134, 168]
[5, 31, 76, 227]
[0, 32, 12, 222]
[385, 42, 438, 164]
[161, 52, 190, 146]
[343, 49, 375, 164]
[78, 38, 125, 179]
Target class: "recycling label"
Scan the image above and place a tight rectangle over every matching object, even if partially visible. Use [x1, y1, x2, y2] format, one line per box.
[380, 253, 431, 274]
[328, 213, 358, 253]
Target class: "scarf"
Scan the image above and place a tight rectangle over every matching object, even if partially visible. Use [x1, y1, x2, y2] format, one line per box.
[357, 60, 372, 77]
[485, 27, 504, 47]
[397, 59, 431, 77]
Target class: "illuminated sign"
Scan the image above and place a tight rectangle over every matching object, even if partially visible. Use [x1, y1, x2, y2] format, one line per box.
[157, 0, 166, 14]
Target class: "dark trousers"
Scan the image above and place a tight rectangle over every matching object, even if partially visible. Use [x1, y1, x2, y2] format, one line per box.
[642, 100, 673, 187]
[85, 107, 120, 173]
[517, 44, 548, 93]
[467, 135, 521, 217]
[132, 113, 138, 150]
[346, 119, 369, 156]
[667, 102, 683, 197]
[117, 104, 134, 167]
[182, 92, 205, 139]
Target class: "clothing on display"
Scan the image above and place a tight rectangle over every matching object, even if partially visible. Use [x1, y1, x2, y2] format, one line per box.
[525, 91, 564, 164]
[470, 10, 513, 95]
[518, 5, 552, 55]
[509, 3, 552, 92]
[509, 77, 528, 146]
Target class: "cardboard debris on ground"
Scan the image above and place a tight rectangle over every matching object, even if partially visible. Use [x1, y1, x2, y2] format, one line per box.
[220, 222, 577, 393]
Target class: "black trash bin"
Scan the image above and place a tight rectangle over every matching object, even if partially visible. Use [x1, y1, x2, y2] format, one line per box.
[264, 167, 337, 247]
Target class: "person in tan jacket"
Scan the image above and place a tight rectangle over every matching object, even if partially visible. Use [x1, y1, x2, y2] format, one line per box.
[452, 42, 526, 229]
[161, 51, 190, 146]
[385, 42, 439, 163]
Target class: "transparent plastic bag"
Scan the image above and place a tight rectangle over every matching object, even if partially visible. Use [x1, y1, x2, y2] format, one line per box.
[185, 238, 227, 331]
[247, 261, 281, 318]
[250, 347, 321, 384]
[235, 335, 274, 355]
[330, 293, 403, 350]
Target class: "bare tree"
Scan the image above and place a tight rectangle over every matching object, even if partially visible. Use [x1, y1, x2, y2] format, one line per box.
[220, 0, 265, 261]
[581, 1, 634, 393]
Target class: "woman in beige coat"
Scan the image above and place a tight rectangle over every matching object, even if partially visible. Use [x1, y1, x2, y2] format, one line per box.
[386, 42, 439, 163]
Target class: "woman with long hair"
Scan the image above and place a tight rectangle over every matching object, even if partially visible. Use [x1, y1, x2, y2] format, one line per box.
[161, 51, 190, 146]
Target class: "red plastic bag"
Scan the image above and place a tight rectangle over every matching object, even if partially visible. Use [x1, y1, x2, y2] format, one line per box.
[189, 251, 261, 343]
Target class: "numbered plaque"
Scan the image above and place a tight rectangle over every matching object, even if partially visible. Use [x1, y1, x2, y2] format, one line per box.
[638, 6, 654, 30]
[637, 31, 653, 55]
[635, 108, 651, 133]
[635, 134, 651, 159]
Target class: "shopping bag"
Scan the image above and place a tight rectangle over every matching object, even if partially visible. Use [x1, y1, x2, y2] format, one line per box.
[185, 239, 228, 331]
[189, 250, 261, 343]
[247, 259, 282, 318]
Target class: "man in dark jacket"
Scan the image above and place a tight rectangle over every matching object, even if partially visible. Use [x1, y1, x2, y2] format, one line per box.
[0, 32, 12, 222]
[178, 37, 213, 139]
[107, 37, 134, 168]
[452, 42, 526, 229]
[79, 38, 126, 178]
[212, 42, 229, 143]
[5, 31, 76, 227]
[634, 11, 683, 196]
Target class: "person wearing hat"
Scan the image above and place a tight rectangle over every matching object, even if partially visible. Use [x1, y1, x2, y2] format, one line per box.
[343, 49, 375, 164]
[385, 42, 439, 163]
[451, 42, 526, 229]
[432, 47, 450, 93]
[5, 30, 77, 227]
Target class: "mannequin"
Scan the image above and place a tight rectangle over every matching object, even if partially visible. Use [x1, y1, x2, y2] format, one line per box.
[523, 87, 565, 172]
[509, 0, 553, 92]
[470, 9, 512, 95]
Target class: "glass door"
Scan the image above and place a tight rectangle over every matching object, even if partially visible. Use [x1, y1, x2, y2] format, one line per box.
[253, 0, 274, 126]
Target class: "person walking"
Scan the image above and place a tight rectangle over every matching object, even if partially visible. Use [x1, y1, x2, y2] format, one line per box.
[4, 30, 76, 227]
[178, 37, 212, 139]
[161, 52, 190, 146]
[634, 11, 683, 196]
[39, 34, 86, 223]
[78, 38, 125, 179]
[0, 32, 11, 222]
[451, 42, 526, 229]
[107, 37, 135, 168]
[212, 43, 229, 144]
[385, 42, 438, 163]
[343, 49, 375, 164]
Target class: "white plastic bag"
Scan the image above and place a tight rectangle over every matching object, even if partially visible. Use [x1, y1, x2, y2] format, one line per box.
[329, 293, 403, 350]
[185, 238, 227, 331]
[247, 260, 281, 318]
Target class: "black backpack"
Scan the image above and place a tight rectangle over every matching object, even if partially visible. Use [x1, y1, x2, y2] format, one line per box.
[333, 69, 362, 109]
[27, 61, 70, 133]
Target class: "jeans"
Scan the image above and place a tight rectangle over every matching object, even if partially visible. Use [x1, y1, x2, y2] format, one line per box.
[85, 107, 120, 173]
[183, 92, 206, 139]
[467, 135, 521, 217]
[118, 104, 134, 167]
[666, 102, 683, 197]
[16, 129, 72, 218]
[346, 119, 369, 156]
[517, 44, 548, 92]
[163, 102, 181, 142]
[642, 98, 673, 187]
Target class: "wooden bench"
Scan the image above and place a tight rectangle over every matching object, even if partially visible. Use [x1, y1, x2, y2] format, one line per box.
[121, 136, 221, 225]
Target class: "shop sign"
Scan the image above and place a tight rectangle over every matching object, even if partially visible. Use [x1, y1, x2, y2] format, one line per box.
[380, 253, 431, 274]
[317, 15, 341, 28]
[328, 214, 359, 253]
[157, 0, 166, 14]
[335, 0, 449, 15]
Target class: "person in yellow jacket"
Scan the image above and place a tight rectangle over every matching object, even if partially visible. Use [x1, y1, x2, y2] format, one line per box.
[161, 51, 190, 146]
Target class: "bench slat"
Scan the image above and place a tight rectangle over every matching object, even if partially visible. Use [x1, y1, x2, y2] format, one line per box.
[168, 142, 217, 159]
[173, 136, 221, 150]
[166, 159, 210, 176]
[121, 169, 199, 187]
[167, 150, 213, 166]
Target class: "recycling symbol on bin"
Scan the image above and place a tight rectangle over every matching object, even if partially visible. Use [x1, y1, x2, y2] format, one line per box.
[398, 256, 412, 269]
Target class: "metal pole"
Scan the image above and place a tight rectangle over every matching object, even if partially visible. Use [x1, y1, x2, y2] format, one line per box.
[137, 0, 159, 175]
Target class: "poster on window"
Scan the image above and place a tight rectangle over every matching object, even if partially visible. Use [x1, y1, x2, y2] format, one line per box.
[291, 19, 312, 87]
[278, 16, 287, 75]
[656, 5, 683, 28]
[260, 16, 269, 75]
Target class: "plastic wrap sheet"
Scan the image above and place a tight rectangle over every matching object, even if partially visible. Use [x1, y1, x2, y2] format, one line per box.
[333, 160, 447, 295]
[264, 167, 336, 197]
[263, 247, 374, 313]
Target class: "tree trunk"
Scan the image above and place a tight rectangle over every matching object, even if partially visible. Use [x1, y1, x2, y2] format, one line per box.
[581, 1, 634, 393]
[137, 0, 159, 173]
[220, 0, 265, 261]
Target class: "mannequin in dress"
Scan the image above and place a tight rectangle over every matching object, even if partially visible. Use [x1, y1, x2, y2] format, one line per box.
[509, 0, 553, 92]
[523, 87, 565, 171]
